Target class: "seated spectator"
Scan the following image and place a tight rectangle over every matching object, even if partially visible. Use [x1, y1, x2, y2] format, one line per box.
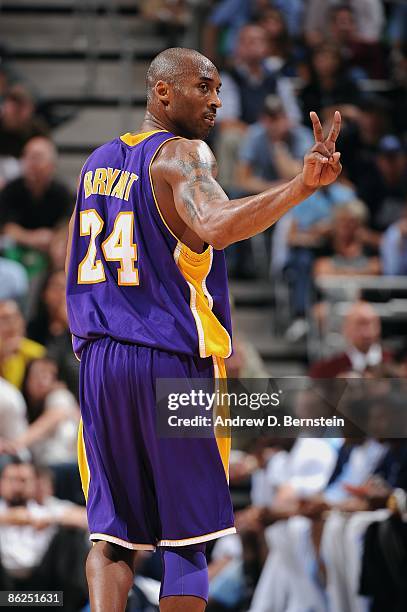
[380, 201, 407, 276]
[388, 42, 407, 138]
[236, 95, 313, 194]
[338, 96, 391, 188]
[202, 0, 267, 63]
[0, 378, 28, 456]
[281, 181, 356, 337]
[0, 137, 73, 278]
[28, 270, 79, 395]
[249, 418, 406, 612]
[203, 0, 304, 64]
[216, 24, 300, 191]
[13, 357, 79, 466]
[305, 0, 385, 47]
[0, 257, 28, 303]
[305, 2, 386, 77]
[211, 389, 339, 610]
[0, 300, 45, 389]
[0, 457, 88, 610]
[310, 300, 393, 377]
[313, 199, 381, 278]
[357, 135, 407, 231]
[328, 3, 386, 79]
[0, 85, 48, 160]
[260, 7, 298, 76]
[300, 43, 361, 124]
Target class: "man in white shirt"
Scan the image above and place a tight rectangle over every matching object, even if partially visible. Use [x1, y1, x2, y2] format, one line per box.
[0, 458, 88, 610]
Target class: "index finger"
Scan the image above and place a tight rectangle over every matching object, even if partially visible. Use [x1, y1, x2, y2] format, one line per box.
[310, 111, 324, 143]
[327, 110, 341, 144]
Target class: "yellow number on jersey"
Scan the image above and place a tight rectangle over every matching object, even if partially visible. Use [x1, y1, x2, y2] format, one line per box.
[102, 212, 139, 286]
[77, 210, 139, 285]
[77, 210, 105, 284]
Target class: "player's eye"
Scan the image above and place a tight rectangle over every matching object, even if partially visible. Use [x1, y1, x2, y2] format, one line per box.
[199, 83, 209, 93]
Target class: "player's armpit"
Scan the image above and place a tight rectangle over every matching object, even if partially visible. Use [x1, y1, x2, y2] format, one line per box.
[160, 139, 229, 249]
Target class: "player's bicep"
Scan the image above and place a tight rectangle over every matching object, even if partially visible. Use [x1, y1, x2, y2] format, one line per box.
[173, 169, 226, 230]
[167, 141, 227, 236]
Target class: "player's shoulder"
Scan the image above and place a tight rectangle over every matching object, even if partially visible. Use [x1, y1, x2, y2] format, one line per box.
[154, 137, 215, 174]
[83, 137, 121, 167]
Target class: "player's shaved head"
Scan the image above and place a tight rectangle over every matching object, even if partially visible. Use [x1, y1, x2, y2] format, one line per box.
[146, 47, 217, 105]
[144, 47, 221, 139]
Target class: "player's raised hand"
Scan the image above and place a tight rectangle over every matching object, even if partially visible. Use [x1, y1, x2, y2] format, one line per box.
[302, 111, 342, 188]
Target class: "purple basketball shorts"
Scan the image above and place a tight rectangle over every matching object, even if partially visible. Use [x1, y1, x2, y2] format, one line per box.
[77, 336, 235, 550]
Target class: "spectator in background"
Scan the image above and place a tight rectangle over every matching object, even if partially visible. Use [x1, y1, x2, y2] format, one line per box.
[305, 0, 384, 47]
[203, 0, 304, 64]
[236, 95, 312, 194]
[0, 300, 45, 389]
[357, 135, 407, 231]
[282, 180, 356, 339]
[28, 270, 79, 395]
[313, 199, 381, 278]
[216, 24, 300, 190]
[202, 0, 269, 63]
[260, 6, 298, 76]
[338, 96, 391, 186]
[388, 42, 407, 139]
[310, 301, 392, 378]
[218, 24, 300, 128]
[0, 378, 28, 455]
[0, 85, 48, 160]
[326, 3, 386, 79]
[0, 258, 28, 303]
[380, 201, 407, 276]
[229, 94, 311, 278]
[0, 137, 73, 279]
[0, 77, 23, 188]
[300, 43, 361, 124]
[0, 458, 88, 610]
[387, 2, 407, 50]
[13, 357, 79, 466]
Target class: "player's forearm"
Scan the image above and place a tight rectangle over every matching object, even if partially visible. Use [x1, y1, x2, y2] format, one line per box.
[212, 174, 315, 249]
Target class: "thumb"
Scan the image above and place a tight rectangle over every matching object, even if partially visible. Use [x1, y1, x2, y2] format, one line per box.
[330, 152, 341, 163]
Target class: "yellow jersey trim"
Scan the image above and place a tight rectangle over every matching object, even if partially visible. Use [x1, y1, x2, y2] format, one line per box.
[77, 419, 90, 501]
[90, 533, 155, 551]
[157, 527, 236, 547]
[120, 130, 167, 147]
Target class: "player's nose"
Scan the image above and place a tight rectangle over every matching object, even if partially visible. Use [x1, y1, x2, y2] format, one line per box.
[209, 91, 222, 110]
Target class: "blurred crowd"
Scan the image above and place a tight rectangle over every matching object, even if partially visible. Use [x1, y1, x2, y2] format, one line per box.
[0, 0, 406, 611]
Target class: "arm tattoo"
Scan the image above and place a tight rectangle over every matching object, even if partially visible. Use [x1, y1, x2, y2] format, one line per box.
[176, 152, 221, 222]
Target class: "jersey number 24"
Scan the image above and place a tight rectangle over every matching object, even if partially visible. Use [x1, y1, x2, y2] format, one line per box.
[77, 209, 139, 286]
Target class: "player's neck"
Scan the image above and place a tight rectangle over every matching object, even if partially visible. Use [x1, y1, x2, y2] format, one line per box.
[140, 111, 172, 136]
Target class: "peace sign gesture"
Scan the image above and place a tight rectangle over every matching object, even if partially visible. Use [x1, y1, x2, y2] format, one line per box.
[302, 111, 342, 188]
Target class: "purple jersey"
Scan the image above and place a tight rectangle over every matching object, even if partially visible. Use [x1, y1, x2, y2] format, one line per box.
[67, 130, 232, 359]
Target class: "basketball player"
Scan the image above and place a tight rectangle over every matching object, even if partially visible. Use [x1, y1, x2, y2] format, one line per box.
[66, 48, 342, 611]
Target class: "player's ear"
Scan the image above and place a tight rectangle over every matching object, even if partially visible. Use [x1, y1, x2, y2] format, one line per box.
[155, 81, 171, 107]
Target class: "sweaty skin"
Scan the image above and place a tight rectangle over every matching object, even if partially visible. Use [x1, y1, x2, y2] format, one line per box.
[66, 47, 342, 612]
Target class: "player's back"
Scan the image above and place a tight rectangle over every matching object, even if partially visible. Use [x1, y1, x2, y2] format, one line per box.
[66, 130, 232, 359]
